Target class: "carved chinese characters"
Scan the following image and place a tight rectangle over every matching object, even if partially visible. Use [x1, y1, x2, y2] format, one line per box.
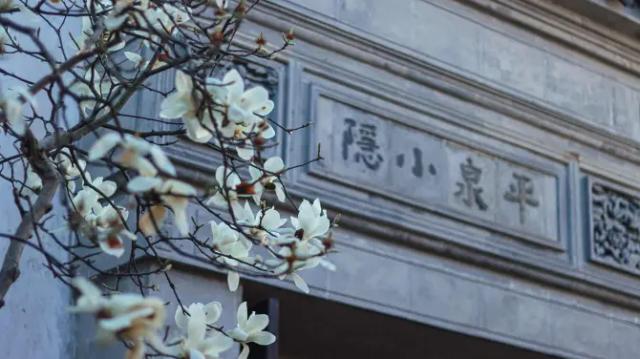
[503, 173, 540, 225]
[314, 95, 559, 242]
[454, 158, 489, 211]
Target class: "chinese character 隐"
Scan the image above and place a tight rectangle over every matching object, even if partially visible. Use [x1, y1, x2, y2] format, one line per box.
[342, 118, 384, 171]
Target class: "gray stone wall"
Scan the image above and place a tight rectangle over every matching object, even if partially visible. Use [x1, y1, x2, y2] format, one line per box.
[5, 0, 640, 358]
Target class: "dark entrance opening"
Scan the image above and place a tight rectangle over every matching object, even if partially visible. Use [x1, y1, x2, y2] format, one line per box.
[245, 282, 561, 359]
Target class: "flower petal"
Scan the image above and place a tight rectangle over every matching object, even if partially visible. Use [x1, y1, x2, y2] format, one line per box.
[227, 270, 240, 292]
[290, 272, 309, 294]
[88, 132, 121, 160]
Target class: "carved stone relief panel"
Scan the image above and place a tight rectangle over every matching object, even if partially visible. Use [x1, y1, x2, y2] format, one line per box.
[311, 86, 562, 245]
[590, 181, 640, 274]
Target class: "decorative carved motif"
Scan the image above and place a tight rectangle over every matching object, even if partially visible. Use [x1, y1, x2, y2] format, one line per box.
[216, 59, 279, 101]
[592, 184, 640, 271]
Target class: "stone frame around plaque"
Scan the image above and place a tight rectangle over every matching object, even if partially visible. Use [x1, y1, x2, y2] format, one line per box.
[286, 78, 570, 254]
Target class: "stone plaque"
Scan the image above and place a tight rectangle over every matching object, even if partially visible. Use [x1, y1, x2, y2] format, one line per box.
[313, 91, 561, 243]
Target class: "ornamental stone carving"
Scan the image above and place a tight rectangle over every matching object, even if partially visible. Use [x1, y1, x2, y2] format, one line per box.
[591, 183, 640, 272]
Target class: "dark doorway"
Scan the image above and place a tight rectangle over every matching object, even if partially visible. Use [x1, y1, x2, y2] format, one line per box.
[245, 282, 561, 359]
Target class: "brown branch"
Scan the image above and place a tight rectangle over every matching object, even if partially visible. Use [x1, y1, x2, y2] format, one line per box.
[0, 130, 60, 308]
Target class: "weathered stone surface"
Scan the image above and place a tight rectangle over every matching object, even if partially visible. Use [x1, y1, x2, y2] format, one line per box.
[312, 89, 561, 243]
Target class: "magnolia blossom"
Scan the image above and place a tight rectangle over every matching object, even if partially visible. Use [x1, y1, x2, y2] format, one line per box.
[0, 87, 33, 135]
[206, 69, 275, 160]
[172, 302, 233, 359]
[55, 149, 86, 192]
[89, 132, 176, 176]
[237, 203, 286, 244]
[248, 156, 286, 203]
[209, 221, 252, 291]
[230, 302, 276, 359]
[290, 199, 330, 241]
[209, 69, 274, 128]
[127, 176, 196, 235]
[206, 165, 246, 214]
[160, 71, 214, 143]
[70, 278, 166, 359]
[19, 165, 43, 201]
[72, 174, 118, 217]
[89, 205, 136, 257]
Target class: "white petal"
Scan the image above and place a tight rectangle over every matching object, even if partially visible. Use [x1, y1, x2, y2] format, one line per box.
[149, 146, 176, 176]
[236, 301, 248, 327]
[127, 176, 162, 193]
[175, 70, 193, 93]
[251, 331, 276, 346]
[239, 87, 268, 111]
[236, 146, 254, 161]
[189, 349, 206, 359]
[204, 301, 222, 324]
[264, 157, 284, 173]
[223, 69, 244, 102]
[174, 306, 189, 330]
[227, 271, 239, 292]
[238, 344, 250, 359]
[245, 313, 269, 333]
[290, 272, 309, 294]
[88, 133, 121, 160]
[97, 179, 118, 197]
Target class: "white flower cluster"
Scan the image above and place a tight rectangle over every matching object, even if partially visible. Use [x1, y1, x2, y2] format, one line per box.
[72, 278, 276, 359]
[0, 1, 337, 357]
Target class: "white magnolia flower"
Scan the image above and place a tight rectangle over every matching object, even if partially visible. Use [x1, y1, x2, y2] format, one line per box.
[269, 238, 334, 293]
[72, 174, 117, 217]
[209, 221, 252, 291]
[248, 156, 286, 203]
[206, 166, 247, 214]
[206, 69, 275, 160]
[160, 70, 214, 143]
[237, 203, 286, 244]
[230, 302, 275, 359]
[55, 149, 86, 192]
[290, 199, 330, 241]
[0, 87, 34, 135]
[19, 165, 42, 201]
[70, 277, 166, 359]
[69, 277, 108, 313]
[208, 69, 274, 127]
[173, 302, 233, 359]
[91, 204, 136, 257]
[128, 176, 196, 236]
[89, 132, 176, 176]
